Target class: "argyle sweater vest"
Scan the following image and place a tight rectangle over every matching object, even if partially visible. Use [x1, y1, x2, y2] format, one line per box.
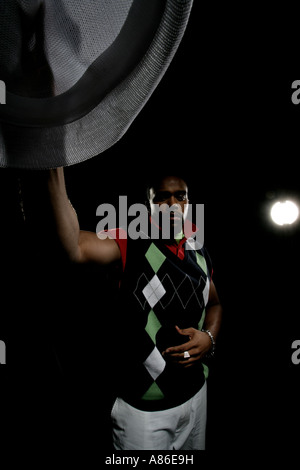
[115, 236, 212, 411]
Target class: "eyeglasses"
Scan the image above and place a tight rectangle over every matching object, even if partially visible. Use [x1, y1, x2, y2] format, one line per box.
[153, 191, 188, 203]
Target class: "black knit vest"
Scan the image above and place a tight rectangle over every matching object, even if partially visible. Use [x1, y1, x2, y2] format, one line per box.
[115, 235, 212, 411]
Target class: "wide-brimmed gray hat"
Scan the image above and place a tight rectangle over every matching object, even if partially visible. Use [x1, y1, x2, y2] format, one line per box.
[0, 0, 193, 169]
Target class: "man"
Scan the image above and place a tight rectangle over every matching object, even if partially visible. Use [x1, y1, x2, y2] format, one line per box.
[47, 168, 222, 450]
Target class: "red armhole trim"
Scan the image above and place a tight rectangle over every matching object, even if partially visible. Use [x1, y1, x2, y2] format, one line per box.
[115, 233, 127, 271]
[98, 228, 127, 271]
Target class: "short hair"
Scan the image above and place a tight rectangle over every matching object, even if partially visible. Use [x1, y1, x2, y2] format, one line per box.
[145, 174, 189, 201]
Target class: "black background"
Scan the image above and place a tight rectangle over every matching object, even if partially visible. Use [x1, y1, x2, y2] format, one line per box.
[1, 1, 300, 462]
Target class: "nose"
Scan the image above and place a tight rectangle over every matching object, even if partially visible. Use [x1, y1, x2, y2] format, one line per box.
[167, 195, 176, 206]
[168, 196, 180, 211]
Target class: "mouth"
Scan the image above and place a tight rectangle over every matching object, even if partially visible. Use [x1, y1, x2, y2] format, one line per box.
[169, 212, 183, 222]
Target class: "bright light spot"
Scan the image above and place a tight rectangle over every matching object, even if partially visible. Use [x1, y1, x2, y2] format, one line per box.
[270, 200, 299, 226]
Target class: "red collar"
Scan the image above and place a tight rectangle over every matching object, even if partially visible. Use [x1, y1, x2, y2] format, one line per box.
[149, 217, 199, 260]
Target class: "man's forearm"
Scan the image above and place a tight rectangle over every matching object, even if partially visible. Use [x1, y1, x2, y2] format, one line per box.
[203, 303, 222, 342]
[47, 168, 81, 262]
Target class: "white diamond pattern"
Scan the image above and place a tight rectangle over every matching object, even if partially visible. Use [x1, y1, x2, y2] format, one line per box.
[203, 276, 210, 306]
[143, 347, 166, 381]
[142, 274, 166, 308]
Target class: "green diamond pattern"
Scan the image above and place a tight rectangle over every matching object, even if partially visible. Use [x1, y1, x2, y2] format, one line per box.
[196, 252, 207, 275]
[145, 310, 162, 344]
[197, 308, 206, 331]
[142, 381, 165, 401]
[145, 243, 166, 273]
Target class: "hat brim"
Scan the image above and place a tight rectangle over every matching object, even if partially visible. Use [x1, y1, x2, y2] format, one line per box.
[0, 0, 193, 169]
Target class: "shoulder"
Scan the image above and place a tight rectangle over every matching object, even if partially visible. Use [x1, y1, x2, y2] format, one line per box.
[98, 228, 128, 271]
[184, 237, 213, 277]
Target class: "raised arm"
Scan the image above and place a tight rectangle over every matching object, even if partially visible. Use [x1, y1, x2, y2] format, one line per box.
[47, 168, 121, 265]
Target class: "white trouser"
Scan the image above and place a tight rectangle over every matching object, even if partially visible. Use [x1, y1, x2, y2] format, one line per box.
[111, 381, 207, 450]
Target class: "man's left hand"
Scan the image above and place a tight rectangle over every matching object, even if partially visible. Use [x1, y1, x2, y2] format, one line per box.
[162, 326, 212, 368]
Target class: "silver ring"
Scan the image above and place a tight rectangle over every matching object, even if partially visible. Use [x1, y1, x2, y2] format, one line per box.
[183, 351, 190, 359]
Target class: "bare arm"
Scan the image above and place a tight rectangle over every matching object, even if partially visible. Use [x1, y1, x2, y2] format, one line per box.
[201, 280, 223, 341]
[48, 168, 121, 265]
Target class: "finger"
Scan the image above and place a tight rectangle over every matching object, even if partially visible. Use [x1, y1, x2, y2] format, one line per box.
[164, 340, 197, 355]
[175, 325, 195, 338]
[164, 347, 200, 360]
[177, 355, 202, 367]
[181, 361, 197, 369]
[164, 345, 189, 355]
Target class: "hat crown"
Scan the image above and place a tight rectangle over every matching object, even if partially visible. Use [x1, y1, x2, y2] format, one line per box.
[0, 0, 134, 97]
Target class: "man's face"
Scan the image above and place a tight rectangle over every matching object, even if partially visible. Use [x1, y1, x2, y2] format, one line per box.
[148, 176, 189, 236]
